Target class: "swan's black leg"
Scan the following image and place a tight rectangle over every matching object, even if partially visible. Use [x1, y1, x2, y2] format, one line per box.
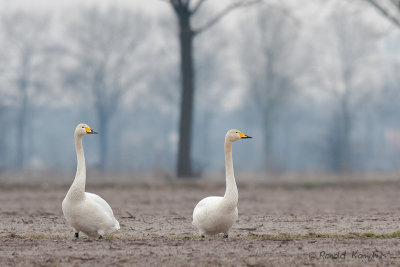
[201, 235, 205, 238]
[98, 235, 103, 240]
[223, 234, 228, 238]
[75, 232, 79, 238]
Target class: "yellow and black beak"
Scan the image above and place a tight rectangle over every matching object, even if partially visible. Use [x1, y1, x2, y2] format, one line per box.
[238, 131, 252, 139]
[85, 127, 98, 134]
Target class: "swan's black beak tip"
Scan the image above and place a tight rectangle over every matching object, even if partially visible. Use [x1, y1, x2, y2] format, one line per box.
[243, 136, 252, 139]
[88, 130, 98, 134]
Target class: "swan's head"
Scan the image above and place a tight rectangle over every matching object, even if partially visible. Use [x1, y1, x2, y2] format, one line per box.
[226, 129, 252, 143]
[75, 123, 98, 137]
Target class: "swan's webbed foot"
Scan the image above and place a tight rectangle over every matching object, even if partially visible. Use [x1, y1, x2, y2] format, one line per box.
[74, 232, 79, 238]
[223, 234, 228, 238]
[98, 235, 103, 240]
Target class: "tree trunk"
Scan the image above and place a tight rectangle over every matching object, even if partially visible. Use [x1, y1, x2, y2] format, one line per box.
[16, 77, 28, 170]
[16, 108, 26, 169]
[338, 98, 352, 172]
[262, 114, 276, 171]
[176, 10, 195, 178]
[329, 98, 352, 173]
[98, 110, 108, 171]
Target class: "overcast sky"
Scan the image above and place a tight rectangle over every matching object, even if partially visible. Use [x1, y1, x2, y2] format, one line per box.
[0, 0, 166, 14]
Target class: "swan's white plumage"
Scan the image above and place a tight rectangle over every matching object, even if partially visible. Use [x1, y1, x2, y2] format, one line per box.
[62, 123, 120, 238]
[85, 192, 115, 219]
[192, 196, 238, 236]
[62, 192, 120, 237]
[192, 129, 250, 237]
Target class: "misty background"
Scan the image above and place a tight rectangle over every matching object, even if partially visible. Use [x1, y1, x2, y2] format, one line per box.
[0, 0, 400, 182]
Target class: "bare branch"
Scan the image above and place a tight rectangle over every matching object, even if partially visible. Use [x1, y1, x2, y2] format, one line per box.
[168, 0, 184, 14]
[169, 0, 180, 5]
[365, 0, 400, 28]
[389, 0, 400, 9]
[193, 0, 262, 35]
[191, 0, 206, 15]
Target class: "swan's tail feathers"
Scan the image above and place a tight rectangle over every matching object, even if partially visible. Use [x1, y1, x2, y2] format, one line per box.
[114, 219, 120, 231]
[103, 219, 120, 236]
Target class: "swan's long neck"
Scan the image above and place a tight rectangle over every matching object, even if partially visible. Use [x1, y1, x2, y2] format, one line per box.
[223, 138, 238, 207]
[67, 134, 86, 200]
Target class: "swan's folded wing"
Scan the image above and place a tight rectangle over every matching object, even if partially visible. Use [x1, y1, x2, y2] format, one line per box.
[193, 196, 221, 213]
[85, 192, 115, 218]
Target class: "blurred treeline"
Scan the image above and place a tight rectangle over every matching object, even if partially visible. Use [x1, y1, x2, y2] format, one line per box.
[0, 0, 400, 177]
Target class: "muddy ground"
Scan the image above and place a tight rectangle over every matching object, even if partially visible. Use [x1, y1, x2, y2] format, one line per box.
[1, 180, 400, 266]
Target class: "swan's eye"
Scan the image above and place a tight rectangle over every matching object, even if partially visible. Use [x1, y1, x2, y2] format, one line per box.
[236, 132, 238, 133]
[82, 127, 85, 129]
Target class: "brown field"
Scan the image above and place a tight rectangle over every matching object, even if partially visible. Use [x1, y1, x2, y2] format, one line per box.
[1, 178, 400, 266]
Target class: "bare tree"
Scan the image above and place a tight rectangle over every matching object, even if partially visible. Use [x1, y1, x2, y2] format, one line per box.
[65, 7, 147, 170]
[1, 11, 50, 169]
[242, 5, 299, 170]
[165, 0, 260, 178]
[0, 97, 6, 171]
[322, 8, 382, 172]
[365, 0, 400, 28]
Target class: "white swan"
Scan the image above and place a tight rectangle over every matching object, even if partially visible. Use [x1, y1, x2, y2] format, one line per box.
[192, 129, 251, 238]
[62, 123, 120, 239]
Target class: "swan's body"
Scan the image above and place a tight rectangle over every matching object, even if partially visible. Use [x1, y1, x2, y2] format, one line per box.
[62, 191, 120, 238]
[62, 123, 120, 238]
[193, 196, 238, 236]
[192, 129, 251, 237]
